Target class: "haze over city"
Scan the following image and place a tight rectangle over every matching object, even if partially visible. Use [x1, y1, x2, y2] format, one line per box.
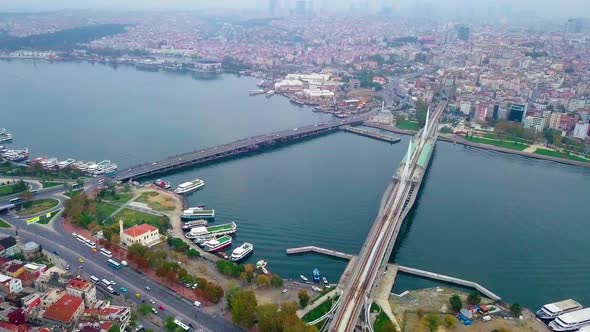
[0, 0, 589, 332]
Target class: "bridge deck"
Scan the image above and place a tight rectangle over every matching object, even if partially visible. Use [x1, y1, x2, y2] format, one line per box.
[115, 116, 366, 182]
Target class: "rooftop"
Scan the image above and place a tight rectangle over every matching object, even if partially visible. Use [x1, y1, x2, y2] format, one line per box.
[67, 278, 92, 291]
[43, 294, 84, 324]
[123, 223, 157, 237]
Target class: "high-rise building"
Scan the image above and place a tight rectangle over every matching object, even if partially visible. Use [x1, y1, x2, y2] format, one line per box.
[269, 0, 278, 16]
[565, 18, 582, 33]
[549, 112, 563, 130]
[295, 0, 306, 16]
[524, 115, 546, 132]
[457, 25, 470, 42]
[573, 122, 589, 139]
[507, 103, 526, 123]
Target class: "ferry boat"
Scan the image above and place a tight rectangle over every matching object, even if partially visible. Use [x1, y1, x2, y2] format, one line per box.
[72, 161, 87, 171]
[184, 221, 237, 239]
[203, 235, 232, 252]
[537, 299, 583, 321]
[265, 90, 275, 98]
[57, 158, 76, 169]
[0, 134, 12, 143]
[41, 157, 58, 169]
[300, 275, 309, 282]
[174, 179, 205, 194]
[1, 148, 29, 162]
[230, 242, 253, 262]
[182, 219, 208, 230]
[154, 179, 171, 189]
[85, 162, 99, 174]
[312, 269, 320, 282]
[103, 163, 118, 176]
[181, 207, 215, 221]
[322, 277, 328, 285]
[93, 160, 114, 175]
[549, 308, 590, 331]
[249, 89, 265, 96]
[31, 157, 46, 164]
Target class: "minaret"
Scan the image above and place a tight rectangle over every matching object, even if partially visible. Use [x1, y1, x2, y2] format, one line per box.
[421, 106, 430, 141]
[381, 100, 385, 112]
[119, 220, 124, 237]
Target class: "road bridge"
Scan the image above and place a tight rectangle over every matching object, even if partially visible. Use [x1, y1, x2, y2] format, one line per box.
[327, 101, 447, 332]
[114, 115, 367, 182]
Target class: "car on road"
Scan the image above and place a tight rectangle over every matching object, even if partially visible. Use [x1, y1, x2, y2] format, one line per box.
[145, 286, 151, 291]
[78, 258, 84, 263]
[135, 293, 141, 299]
[193, 301, 201, 308]
[92, 248, 97, 253]
[65, 264, 70, 270]
[53, 250, 59, 255]
[110, 280, 116, 286]
[72, 232, 77, 237]
[149, 299, 155, 304]
[120, 287, 127, 293]
[281, 289, 288, 294]
[151, 307, 158, 314]
[159, 304, 165, 311]
[135, 325, 144, 331]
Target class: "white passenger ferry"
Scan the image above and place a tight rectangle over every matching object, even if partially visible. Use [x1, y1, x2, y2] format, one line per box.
[549, 308, 590, 331]
[174, 178, 205, 194]
[230, 242, 253, 262]
[537, 299, 582, 321]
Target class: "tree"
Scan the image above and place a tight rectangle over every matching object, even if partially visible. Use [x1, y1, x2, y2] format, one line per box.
[225, 286, 241, 312]
[510, 302, 522, 317]
[424, 313, 440, 332]
[449, 294, 463, 312]
[467, 291, 481, 305]
[138, 303, 152, 316]
[186, 248, 200, 258]
[256, 303, 281, 332]
[298, 290, 310, 308]
[205, 282, 224, 303]
[107, 325, 121, 332]
[255, 274, 270, 287]
[416, 100, 428, 128]
[417, 308, 425, 319]
[270, 274, 284, 288]
[230, 289, 258, 328]
[443, 315, 456, 328]
[18, 190, 33, 202]
[164, 316, 177, 331]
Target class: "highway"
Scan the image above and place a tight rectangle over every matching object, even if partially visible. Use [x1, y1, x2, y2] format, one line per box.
[0, 187, 242, 332]
[115, 115, 367, 182]
[329, 101, 446, 332]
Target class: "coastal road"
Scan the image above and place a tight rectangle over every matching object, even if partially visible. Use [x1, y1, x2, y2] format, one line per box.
[0, 213, 243, 332]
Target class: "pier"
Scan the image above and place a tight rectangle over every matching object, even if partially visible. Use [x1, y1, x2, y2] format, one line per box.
[286, 246, 354, 260]
[362, 121, 417, 136]
[397, 265, 501, 301]
[341, 126, 401, 143]
[115, 116, 366, 182]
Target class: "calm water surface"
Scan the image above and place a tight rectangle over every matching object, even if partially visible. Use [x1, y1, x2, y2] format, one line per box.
[2, 60, 590, 309]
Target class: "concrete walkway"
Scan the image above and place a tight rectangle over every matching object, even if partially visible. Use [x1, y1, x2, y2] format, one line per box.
[297, 288, 340, 318]
[372, 263, 401, 331]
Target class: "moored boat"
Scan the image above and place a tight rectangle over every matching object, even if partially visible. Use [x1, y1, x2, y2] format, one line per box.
[265, 90, 275, 98]
[549, 307, 590, 331]
[230, 242, 253, 262]
[182, 219, 208, 230]
[41, 157, 58, 169]
[300, 275, 308, 282]
[184, 222, 237, 239]
[203, 235, 232, 252]
[57, 158, 76, 169]
[154, 179, 171, 189]
[174, 178, 205, 194]
[312, 268, 320, 282]
[322, 277, 328, 285]
[181, 207, 215, 220]
[537, 299, 582, 321]
[249, 89, 265, 96]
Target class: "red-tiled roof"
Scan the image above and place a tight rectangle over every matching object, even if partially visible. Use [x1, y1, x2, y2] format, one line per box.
[0, 321, 18, 332]
[123, 224, 157, 238]
[67, 278, 91, 291]
[42, 294, 83, 324]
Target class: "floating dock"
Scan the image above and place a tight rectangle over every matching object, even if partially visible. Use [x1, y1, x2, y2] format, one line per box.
[286, 245, 501, 302]
[285, 246, 354, 260]
[397, 265, 501, 301]
[341, 126, 401, 143]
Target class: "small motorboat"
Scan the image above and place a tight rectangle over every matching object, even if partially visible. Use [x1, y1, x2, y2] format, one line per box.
[300, 275, 309, 282]
[322, 277, 328, 284]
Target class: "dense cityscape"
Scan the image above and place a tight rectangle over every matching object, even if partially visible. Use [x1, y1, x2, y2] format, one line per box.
[0, 1, 589, 332]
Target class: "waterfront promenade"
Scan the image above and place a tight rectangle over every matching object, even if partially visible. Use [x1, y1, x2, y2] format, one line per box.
[115, 115, 367, 182]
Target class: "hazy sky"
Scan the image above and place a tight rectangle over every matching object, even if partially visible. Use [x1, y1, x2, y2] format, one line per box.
[0, 0, 588, 18]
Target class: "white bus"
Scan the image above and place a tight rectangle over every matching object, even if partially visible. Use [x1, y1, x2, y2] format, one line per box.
[173, 319, 190, 331]
[99, 248, 113, 258]
[101, 279, 112, 287]
[90, 276, 99, 283]
[9, 198, 21, 204]
[76, 235, 87, 243]
[84, 240, 96, 249]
